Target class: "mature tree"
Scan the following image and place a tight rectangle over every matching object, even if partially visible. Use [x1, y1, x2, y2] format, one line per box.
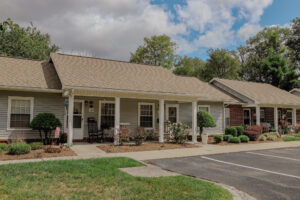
[261, 54, 298, 90]
[286, 17, 300, 68]
[0, 18, 59, 60]
[239, 26, 290, 81]
[173, 56, 206, 80]
[203, 48, 241, 81]
[130, 35, 177, 69]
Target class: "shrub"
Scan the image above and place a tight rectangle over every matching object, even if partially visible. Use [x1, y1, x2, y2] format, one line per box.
[168, 122, 189, 144]
[213, 135, 223, 143]
[60, 132, 68, 143]
[233, 126, 244, 136]
[0, 149, 3, 154]
[267, 135, 277, 141]
[0, 143, 8, 151]
[225, 127, 237, 137]
[29, 142, 43, 150]
[223, 135, 233, 142]
[30, 113, 62, 145]
[244, 131, 260, 141]
[258, 135, 267, 141]
[267, 132, 280, 138]
[8, 143, 31, 155]
[283, 136, 300, 142]
[197, 110, 216, 137]
[228, 137, 241, 143]
[239, 135, 249, 143]
[44, 146, 62, 153]
[293, 134, 300, 137]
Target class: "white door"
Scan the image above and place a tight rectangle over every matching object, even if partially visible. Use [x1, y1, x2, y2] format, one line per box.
[66, 100, 84, 140]
[166, 104, 179, 123]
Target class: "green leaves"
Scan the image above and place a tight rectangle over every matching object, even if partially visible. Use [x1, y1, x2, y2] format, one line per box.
[0, 18, 59, 60]
[30, 113, 62, 131]
[197, 110, 216, 134]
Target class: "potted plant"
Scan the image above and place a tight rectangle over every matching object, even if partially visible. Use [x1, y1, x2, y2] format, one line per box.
[135, 127, 145, 146]
[197, 110, 216, 144]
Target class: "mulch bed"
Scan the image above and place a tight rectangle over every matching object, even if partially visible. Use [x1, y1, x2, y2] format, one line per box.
[98, 142, 199, 153]
[0, 147, 76, 161]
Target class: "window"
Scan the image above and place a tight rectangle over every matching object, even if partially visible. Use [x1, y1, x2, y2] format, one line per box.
[166, 104, 179, 123]
[198, 105, 210, 113]
[100, 101, 115, 129]
[260, 109, 265, 122]
[8, 97, 34, 129]
[138, 103, 155, 128]
[287, 110, 292, 124]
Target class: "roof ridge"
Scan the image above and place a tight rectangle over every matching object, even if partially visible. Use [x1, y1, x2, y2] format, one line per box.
[0, 54, 45, 62]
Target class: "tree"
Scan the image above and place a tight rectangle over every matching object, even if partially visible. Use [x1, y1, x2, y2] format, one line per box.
[261, 54, 298, 90]
[197, 110, 216, 137]
[130, 35, 177, 69]
[286, 17, 300, 69]
[0, 18, 59, 60]
[30, 113, 62, 145]
[203, 48, 241, 81]
[173, 56, 206, 80]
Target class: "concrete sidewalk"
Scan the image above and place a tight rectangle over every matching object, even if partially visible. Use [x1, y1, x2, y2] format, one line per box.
[1, 141, 300, 165]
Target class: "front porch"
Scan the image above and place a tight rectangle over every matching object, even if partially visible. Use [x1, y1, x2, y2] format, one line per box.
[64, 89, 200, 145]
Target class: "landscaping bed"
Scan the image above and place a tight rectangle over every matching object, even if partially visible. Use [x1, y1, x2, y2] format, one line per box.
[208, 135, 284, 145]
[98, 142, 198, 153]
[0, 157, 232, 200]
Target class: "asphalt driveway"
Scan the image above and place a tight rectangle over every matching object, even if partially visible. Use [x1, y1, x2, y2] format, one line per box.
[150, 147, 300, 200]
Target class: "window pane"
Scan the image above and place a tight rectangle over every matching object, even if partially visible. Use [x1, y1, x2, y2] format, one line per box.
[10, 99, 31, 128]
[199, 107, 209, 112]
[10, 114, 30, 128]
[101, 103, 115, 129]
[140, 104, 153, 127]
[74, 102, 82, 114]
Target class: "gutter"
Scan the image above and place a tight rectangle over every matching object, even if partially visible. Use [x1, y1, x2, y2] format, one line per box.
[0, 86, 62, 93]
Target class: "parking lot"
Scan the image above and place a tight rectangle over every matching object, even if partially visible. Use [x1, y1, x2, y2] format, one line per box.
[150, 147, 300, 200]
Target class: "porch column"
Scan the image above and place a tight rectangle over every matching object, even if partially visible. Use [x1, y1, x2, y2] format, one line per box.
[67, 91, 74, 146]
[159, 99, 164, 143]
[114, 97, 120, 145]
[292, 108, 297, 127]
[256, 106, 260, 125]
[274, 107, 278, 132]
[192, 101, 198, 143]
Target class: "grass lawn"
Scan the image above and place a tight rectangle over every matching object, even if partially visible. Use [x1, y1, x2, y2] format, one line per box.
[283, 136, 300, 141]
[0, 157, 232, 200]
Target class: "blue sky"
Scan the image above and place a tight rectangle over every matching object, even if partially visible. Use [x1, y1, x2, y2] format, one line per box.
[1, 0, 299, 61]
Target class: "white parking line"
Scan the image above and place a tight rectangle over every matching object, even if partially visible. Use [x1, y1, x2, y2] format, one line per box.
[201, 156, 300, 179]
[246, 152, 300, 162]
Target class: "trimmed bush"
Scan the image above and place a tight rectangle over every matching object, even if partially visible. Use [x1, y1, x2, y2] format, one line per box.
[283, 136, 300, 142]
[293, 134, 300, 137]
[0, 143, 8, 151]
[239, 135, 249, 143]
[197, 110, 216, 137]
[267, 135, 277, 141]
[267, 132, 280, 138]
[225, 126, 237, 137]
[244, 131, 260, 141]
[233, 126, 244, 136]
[213, 135, 223, 143]
[258, 135, 267, 141]
[29, 142, 43, 150]
[8, 143, 31, 155]
[229, 137, 241, 143]
[223, 135, 233, 142]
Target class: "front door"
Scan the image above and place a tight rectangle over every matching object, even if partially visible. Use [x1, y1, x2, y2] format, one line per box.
[243, 109, 251, 126]
[166, 104, 179, 123]
[66, 100, 84, 140]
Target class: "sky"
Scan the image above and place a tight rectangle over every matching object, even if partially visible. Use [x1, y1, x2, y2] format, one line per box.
[0, 0, 299, 61]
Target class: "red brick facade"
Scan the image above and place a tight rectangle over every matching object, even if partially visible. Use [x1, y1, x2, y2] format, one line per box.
[229, 105, 243, 126]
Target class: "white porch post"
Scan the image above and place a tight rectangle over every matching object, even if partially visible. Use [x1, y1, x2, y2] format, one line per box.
[256, 106, 260, 125]
[159, 99, 164, 143]
[192, 101, 198, 143]
[274, 107, 278, 132]
[114, 97, 120, 145]
[292, 108, 297, 127]
[67, 91, 74, 146]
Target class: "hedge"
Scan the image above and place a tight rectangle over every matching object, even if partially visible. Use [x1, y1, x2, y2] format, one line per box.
[223, 135, 233, 142]
[238, 135, 249, 143]
[228, 137, 241, 143]
[213, 135, 223, 143]
[8, 143, 31, 155]
[225, 127, 237, 137]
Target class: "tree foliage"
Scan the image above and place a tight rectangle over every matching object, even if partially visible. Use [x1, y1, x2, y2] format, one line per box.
[203, 48, 241, 81]
[130, 35, 177, 69]
[197, 110, 216, 136]
[173, 56, 206, 80]
[286, 17, 300, 68]
[0, 18, 59, 60]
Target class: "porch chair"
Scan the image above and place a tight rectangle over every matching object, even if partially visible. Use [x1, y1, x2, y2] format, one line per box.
[87, 118, 102, 143]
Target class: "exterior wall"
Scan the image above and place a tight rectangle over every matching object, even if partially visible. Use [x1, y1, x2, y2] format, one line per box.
[0, 91, 64, 140]
[264, 107, 274, 123]
[229, 105, 243, 126]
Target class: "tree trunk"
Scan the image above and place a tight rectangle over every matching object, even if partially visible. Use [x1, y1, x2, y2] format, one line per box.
[199, 127, 203, 138]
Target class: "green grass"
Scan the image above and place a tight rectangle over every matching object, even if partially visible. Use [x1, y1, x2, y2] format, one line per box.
[293, 134, 300, 137]
[283, 136, 300, 141]
[0, 157, 232, 200]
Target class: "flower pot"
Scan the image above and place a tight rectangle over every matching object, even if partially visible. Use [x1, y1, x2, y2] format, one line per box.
[201, 134, 208, 144]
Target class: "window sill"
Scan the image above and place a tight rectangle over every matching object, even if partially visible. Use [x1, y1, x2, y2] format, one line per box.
[7, 128, 33, 131]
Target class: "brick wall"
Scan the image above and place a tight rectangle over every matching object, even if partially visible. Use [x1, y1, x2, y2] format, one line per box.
[229, 105, 243, 126]
[264, 107, 274, 123]
[297, 110, 300, 124]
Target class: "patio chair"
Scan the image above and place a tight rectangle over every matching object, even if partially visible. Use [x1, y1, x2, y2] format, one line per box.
[87, 118, 102, 143]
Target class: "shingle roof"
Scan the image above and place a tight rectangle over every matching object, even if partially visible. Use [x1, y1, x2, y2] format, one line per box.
[50, 53, 236, 102]
[211, 78, 300, 106]
[0, 56, 61, 90]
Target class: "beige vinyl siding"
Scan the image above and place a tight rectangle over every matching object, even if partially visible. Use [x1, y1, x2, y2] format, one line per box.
[0, 91, 64, 140]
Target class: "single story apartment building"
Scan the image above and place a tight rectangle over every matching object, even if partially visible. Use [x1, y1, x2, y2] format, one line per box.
[210, 78, 300, 131]
[0, 53, 238, 145]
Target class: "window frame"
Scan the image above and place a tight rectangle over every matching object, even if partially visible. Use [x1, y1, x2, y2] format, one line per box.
[198, 105, 210, 113]
[165, 104, 179, 123]
[260, 109, 265, 122]
[138, 102, 155, 129]
[98, 100, 115, 129]
[7, 96, 34, 130]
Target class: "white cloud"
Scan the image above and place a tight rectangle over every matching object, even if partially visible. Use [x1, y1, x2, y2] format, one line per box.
[0, 0, 273, 59]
